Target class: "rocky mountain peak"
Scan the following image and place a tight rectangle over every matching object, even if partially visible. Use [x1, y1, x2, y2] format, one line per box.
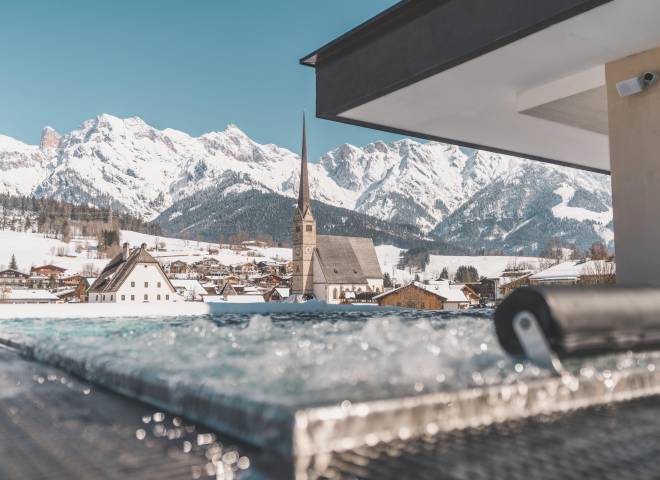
[39, 126, 61, 150]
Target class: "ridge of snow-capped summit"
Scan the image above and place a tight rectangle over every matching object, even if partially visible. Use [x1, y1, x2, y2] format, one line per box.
[0, 114, 613, 253]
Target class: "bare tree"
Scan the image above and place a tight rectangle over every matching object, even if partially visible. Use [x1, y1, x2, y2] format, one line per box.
[588, 242, 609, 260]
[580, 260, 616, 285]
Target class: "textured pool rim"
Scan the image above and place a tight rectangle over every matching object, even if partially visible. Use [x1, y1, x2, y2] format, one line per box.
[4, 332, 660, 465]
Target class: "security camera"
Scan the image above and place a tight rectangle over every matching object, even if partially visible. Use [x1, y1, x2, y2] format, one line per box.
[616, 71, 658, 97]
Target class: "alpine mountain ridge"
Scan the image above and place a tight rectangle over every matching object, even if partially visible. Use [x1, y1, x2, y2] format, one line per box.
[0, 114, 613, 254]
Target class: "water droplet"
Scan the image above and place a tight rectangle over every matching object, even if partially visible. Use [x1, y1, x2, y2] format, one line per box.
[135, 429, 146, 440]
[153, 412, 165, 422]
[183, 440, 192, 453]
[237, 456, 250, 470]
[142, 415, 151, 424]
[222, 451, 238, 465]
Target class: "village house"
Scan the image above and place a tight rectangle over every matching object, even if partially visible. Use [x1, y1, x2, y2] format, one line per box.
[88, 243, 178, 303]
[499, 273, 533, 299]
[54, 288, 79, 303]
[251, 273, 286, 289]
[31, 264, 67, 278]
[168, 260, 190, 275]
[0, 269, 30, 288]
[242, 240, 270, 249]
[170, 279, 206, 301]
[375, 283, 447, 310]
[291, 119, 384, 303]
[75, 277, 97, 303]
[205, 274, 241, 287]
[28, 274, 52, 290]
[61, 275, 83, 288]
[457, 284, 480, 306]
[232, 262, 259, 279]
[375, 280, 472, 311]
[529, 259, 616, 287]
[0, 288, 59, 304]
[263, 287, 290, 302]
[207, 283, 265, 303]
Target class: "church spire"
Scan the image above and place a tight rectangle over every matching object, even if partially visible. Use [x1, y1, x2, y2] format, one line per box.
[298, 113, 311, 212]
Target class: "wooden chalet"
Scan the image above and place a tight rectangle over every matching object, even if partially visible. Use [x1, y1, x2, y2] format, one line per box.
[0, 269, 30, 288]
[375, 283, 447, 310]
[499, 273, 533, 299]
[31, 264, 67, 277]
[168, 260, 190, 275]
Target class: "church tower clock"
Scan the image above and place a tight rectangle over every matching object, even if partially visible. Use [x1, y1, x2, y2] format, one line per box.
[291, 115, 316, 297]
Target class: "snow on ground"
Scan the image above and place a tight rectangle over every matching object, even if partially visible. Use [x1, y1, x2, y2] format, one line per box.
[123, 231, 292, 267]
[375, 245, 541, 284]
[0, 230, 107, 273]
[0, 229, 292, 276]
[552, 185, 612, 225]
[2, 228, 541, 283]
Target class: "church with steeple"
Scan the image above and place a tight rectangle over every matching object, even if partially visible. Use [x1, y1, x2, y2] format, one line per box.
[291, 116, 383, 303]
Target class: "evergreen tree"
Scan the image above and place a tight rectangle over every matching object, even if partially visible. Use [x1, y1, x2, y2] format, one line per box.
[454, 265, 479, 283]
[439, 267, 449, 280]
[383, 272, 393, 288]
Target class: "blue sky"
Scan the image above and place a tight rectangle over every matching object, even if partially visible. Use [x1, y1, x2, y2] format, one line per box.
[0, 0, 409, 161]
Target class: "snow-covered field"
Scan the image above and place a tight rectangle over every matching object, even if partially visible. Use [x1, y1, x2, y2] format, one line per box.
[0, 229, 292, 275]
[0, 230, 108, 273]
[376, 245, 541, 283]
[1, 229, 541, 282]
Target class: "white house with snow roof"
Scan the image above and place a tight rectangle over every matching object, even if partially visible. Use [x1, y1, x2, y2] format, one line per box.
[89, 243, 178, 303]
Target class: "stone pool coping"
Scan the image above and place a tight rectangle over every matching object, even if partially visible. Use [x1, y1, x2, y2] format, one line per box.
[3, 331, 660, 462]
[0, 301, 386, 320]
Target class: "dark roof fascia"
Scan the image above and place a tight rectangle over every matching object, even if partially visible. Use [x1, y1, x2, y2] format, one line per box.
[317, 112, 610, 175]
[299, 0, 435, 67]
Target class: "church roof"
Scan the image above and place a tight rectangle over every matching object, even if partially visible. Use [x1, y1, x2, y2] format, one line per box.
[315, 235, 382, 284]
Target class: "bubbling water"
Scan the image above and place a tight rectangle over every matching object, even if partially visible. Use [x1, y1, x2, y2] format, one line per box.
[0, 310, 536, 405]
[2, 310, 657, 407]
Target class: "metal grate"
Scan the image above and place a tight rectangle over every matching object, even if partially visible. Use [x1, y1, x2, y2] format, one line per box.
[315, 396, 660, 479]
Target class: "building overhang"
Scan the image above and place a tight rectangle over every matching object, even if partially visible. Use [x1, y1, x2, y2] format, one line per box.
[302, 0, 660, 173]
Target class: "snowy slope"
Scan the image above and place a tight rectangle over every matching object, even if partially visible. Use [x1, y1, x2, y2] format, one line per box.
[375, 245, 541, 284]
[0, 229, 292, 276]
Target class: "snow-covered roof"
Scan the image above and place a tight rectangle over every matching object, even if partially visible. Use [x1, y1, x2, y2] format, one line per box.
[203, 295, 265, 304]
[269, 287, 290, 298]
[2, 289, 59, 301]
[421, 281, 469, 303]
[170, 279, 205, 291]
[530, 259, 615, 281]
[374, 281, 469, 303]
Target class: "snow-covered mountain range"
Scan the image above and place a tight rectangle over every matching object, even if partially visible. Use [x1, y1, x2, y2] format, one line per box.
[0, 114, 613, 253]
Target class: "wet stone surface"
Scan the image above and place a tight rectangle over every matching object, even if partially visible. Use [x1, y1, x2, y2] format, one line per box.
[0, 345, 270, 479]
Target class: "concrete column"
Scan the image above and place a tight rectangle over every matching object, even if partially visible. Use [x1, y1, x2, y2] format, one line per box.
[606, 46, 660, 286]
